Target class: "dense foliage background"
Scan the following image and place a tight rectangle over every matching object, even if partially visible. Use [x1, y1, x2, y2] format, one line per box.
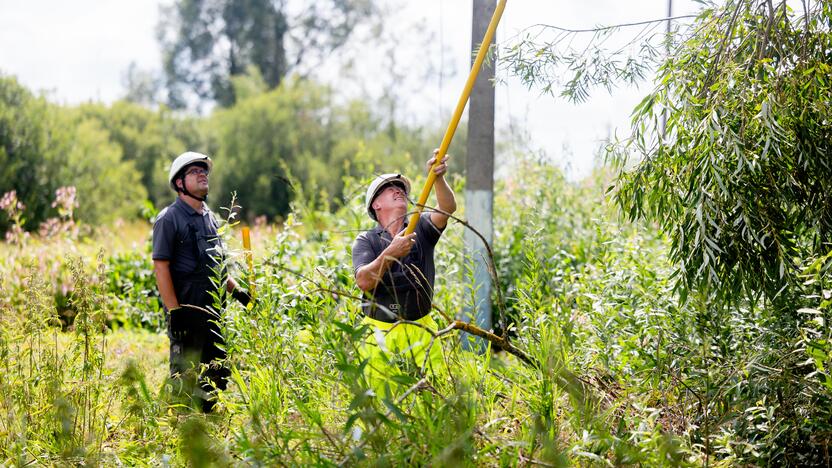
[2, 0, 832, 465]
[0, 73, 464, 231]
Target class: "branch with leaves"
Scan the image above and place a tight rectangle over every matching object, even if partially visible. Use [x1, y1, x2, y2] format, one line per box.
[498, 13, 700, 102]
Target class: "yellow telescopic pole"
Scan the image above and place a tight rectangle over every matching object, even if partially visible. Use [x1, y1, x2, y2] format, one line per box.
[242, 226, 255, 310]
[404, 0, 507, 235]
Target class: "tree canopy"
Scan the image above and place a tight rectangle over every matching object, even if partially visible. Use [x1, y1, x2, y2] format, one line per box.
[500, 1, 832, 462]
[0, 73, 453, 231]
[501, 0, 832, 306]
[0, 76, 148, 231]
[612, 0, 832, 307]
[157, 0, 378, 109]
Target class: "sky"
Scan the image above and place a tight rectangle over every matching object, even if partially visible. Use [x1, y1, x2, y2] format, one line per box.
[0, 0, 701, 180]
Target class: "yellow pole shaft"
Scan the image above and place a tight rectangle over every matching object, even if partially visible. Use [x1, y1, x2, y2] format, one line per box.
[242, 226, 255, 309]
[405, 0, 507, 235]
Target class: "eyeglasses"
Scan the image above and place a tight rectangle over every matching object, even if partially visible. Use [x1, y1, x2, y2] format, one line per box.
[185, 167, 209, 177]
[380, 183, 406, 194]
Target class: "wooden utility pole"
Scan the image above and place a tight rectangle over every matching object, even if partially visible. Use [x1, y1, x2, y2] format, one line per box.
[461, 0, 497, 352]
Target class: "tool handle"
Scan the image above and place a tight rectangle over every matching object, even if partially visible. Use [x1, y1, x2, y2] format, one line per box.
[242, 226, 255, 309]
[405, 0, 507, 235]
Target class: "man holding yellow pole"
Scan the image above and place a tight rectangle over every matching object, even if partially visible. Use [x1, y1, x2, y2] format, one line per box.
[351, 0, 506, 391]
[352, 151, 456, 390]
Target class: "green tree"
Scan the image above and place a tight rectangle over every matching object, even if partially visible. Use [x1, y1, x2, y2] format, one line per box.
[206, 77, 460, 222]
[208, 79, 369, 219]
[612, 1, 832, 306]
[75, 101, 202, 207]
[501, 1, 832, 463]
[51, 119, 148, 225]
[609, 7, 832, 457]
[0, 76, 151, 231]
[0, 75, 66, 231]
[157, 0, 378, 109]
[501, 3, 832, 294]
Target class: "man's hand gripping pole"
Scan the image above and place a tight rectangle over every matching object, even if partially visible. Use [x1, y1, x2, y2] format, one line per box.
[404, 0, 507, 235]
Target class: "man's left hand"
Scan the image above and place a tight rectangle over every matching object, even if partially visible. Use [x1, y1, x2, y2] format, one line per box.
[426, 149, 449, 177]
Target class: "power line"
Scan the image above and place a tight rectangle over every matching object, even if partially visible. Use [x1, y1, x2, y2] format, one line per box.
[506, 14, 697, 39]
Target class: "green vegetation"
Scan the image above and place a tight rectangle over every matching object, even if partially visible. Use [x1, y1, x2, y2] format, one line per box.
[2, 0, 831, 464]
[2, 161, 703, 465]
[0, 74, 459, 231]
[500, 0, 832, 464]
[0, 77, 146, 231]
[610, 2, 832, 462]
[6, 154, 827, 464]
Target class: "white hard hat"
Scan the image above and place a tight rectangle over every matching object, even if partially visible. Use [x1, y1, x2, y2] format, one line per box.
[365, 173, 411, 221]
[168, 151, 213, 191]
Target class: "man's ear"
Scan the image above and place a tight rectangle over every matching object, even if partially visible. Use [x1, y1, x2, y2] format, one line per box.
[175, 178, 183, 191]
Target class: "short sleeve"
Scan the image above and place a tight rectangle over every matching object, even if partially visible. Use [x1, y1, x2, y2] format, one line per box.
[417, 213, 444, 247]
[152, 209, 176, 261]
[352, 233, 378, 273]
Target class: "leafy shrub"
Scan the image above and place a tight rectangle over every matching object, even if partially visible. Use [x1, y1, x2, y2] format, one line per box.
[6, 153, 830, 464]
[104, 246, 164, 331]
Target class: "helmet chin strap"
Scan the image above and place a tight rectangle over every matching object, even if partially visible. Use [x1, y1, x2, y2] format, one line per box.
[178, 177, 207, 202]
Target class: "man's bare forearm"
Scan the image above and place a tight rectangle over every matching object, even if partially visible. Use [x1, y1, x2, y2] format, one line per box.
[430, 176, 456, 228]
[153, 260, 179, 310]
[434, 176, 456, 214]
[355, 225, 416, 292]
[355, 254, 394, 292]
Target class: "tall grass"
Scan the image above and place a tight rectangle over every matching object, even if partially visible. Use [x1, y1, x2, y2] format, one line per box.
[3, 158, 825, 464]
[1, 255, 111, 463]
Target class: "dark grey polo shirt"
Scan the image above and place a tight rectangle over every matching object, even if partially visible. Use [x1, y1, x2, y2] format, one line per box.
[352, 213, 445, 321]
[152, 197, 224, 280]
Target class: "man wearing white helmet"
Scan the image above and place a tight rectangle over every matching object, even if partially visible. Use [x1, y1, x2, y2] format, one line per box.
[152, 151, 251, 412]
[352, 150, 456, 391]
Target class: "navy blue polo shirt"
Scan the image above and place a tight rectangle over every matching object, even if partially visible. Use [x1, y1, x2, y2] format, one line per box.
[152, 197, 224, 280]
[352, 214, 445, 321]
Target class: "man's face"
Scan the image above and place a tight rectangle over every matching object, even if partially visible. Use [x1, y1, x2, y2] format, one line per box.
[373, 183, 407, 219]
[180, 164, 210, 196]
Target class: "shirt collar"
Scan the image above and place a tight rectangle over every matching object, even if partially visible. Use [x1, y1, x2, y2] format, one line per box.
[174, 197, 206, 216]
[373, 216, 410, 237]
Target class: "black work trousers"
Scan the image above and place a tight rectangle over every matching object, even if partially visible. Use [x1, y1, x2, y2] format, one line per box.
[168, 278, 229, 412]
